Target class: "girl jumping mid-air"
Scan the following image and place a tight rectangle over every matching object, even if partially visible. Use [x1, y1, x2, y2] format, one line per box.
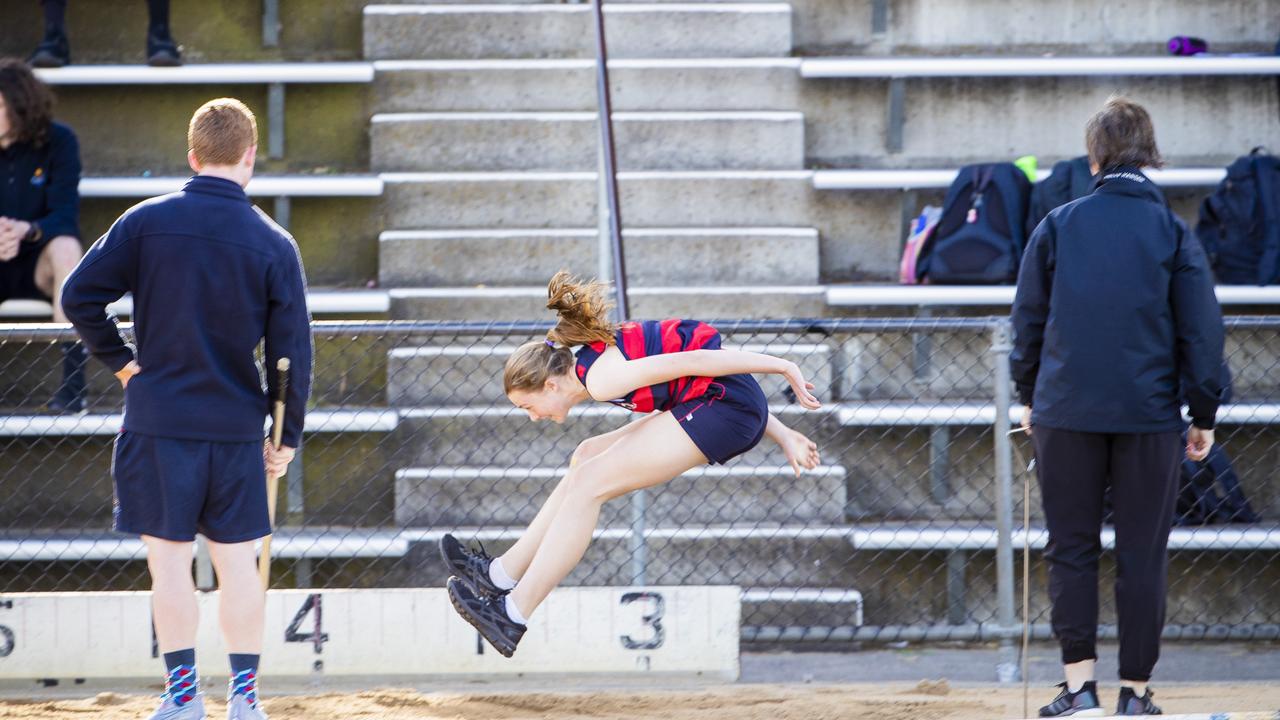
[441, 271, 823, 656]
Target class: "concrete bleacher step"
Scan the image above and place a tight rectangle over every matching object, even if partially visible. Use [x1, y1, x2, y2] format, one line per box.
[378, 227, 819, 287]
[387, 286, 828, 321]
[807, 75, 1279, 169]
[372, 59, 803, 114]
[378, 170, 907, 282]
[393, 405, 836, 467]
[385, 340, 834, 406]
[381, 171, 813, 228]
[846, 0, 1276, 56]
[362, 4, 793, 60]
[393, 465, 849, 526]
[371, 111, 804, 172]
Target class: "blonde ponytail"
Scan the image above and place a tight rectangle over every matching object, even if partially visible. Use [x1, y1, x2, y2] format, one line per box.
[545, 270, 616, 347]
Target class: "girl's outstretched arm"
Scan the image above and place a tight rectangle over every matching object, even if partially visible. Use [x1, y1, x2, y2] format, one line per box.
[765, 413, 821, 477]
[587, 347, 822, 409]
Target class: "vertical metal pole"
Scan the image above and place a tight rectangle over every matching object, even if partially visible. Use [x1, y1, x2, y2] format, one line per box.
[273, 195, 292, 232]
[590, 0, 630, 320]
[992, 318, 1019, 682]
[195, 536, 214, 591]
[262, 0, 280, 48]
[267, 83, 286, 160]
[886, 77, 906, 154]
[590, 0, 644, 584]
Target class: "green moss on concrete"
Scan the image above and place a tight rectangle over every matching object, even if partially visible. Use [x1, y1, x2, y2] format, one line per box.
[54, 84, 368, 175]
[0, 0, 371, 63]
[299, 432, 395, 526]
[80, 194, 376, 288]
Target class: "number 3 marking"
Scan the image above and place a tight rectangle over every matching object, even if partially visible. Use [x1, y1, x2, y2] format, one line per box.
[620, 592, 664, 650]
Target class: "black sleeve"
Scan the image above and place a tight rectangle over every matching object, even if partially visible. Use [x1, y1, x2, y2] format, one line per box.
[1009, 216, 1056, 406]
[1170, 218, 1226, 429]
[31, 126, 82, 241]
[61, 216, 136, 372]
[264, 237, 313, 448]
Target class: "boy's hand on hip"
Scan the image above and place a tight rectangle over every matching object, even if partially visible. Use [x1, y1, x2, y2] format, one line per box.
[115, 361, 141, 388]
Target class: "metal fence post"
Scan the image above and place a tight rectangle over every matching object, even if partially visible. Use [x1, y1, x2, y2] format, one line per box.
[991, 318, 1019, 682]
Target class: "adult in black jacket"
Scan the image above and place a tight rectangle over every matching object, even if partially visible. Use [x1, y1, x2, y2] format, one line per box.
[1011, 97, 1224, 717]
[0, 58, 86, 412]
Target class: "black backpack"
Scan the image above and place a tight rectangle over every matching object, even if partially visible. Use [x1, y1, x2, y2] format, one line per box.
[1195, 148, 1280, 284]
[1026, 156, 1095, 236]
[916, 162, 1032, 284]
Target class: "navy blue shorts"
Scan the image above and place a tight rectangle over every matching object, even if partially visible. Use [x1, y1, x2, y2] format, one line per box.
[671, 374, 769, 465]
[112, 431, 271, 543]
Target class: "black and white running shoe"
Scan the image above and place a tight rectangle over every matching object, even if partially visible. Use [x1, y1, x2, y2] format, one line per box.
[1039, 681, 1104, 717]
[439, 533, 507, 598]
[1116, 687, 1163, 715]
[447, 576, 525, 658]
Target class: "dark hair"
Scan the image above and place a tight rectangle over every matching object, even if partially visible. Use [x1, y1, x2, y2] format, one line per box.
[0, 58, 55, 147]
[1084, 96, 1164, 171]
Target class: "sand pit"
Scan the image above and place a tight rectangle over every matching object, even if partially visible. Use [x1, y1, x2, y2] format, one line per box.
[1, 683, 1277, 720]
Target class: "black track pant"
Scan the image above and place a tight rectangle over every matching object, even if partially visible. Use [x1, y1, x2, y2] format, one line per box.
[1032, 426, 1181, 682]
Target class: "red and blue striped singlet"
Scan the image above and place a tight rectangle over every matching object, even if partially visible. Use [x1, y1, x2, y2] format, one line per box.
[574, 319, 721, 413]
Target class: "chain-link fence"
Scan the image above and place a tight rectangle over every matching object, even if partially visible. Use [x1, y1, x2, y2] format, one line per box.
[3, 318, 1278, 651]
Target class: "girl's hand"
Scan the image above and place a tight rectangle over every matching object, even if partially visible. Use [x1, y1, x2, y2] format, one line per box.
[783, 361, 822, 410]
[780, 427, 820, 477]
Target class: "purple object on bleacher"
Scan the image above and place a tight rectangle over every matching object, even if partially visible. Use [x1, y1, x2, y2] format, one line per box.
[1168, 36, 1208, 56]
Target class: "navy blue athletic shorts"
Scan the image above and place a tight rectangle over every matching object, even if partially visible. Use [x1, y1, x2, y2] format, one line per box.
[671, 373, 769, 465]
[111, 430, 271, 543]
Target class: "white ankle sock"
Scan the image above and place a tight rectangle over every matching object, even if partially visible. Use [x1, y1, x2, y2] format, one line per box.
[503, 595, 528, 625]
[488, 557, 518, 590]
[1121, 681, 1148, 697]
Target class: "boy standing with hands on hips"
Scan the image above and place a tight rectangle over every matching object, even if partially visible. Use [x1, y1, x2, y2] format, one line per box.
[62, 98, 312, 720]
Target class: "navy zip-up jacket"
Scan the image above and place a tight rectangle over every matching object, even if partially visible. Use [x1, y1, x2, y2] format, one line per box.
[62, 175, 312, 447]
[1010, 167, 1224, 433]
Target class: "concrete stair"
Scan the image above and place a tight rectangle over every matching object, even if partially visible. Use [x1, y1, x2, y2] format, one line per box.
[378, 227, 819, 287]
[371, 111, 804, 171]
[372, 59, 804, 113]
[362, 3, 793, 60]
[393, 465, 849, 526]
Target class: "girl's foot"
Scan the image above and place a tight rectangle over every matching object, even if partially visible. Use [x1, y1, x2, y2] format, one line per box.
[439, 534, 508, 598]
[447, 577, 525, 657]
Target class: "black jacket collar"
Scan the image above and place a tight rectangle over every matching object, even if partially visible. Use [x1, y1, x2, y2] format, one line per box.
[183, 175, 250, 201]
[1092, 166, 1165, 205]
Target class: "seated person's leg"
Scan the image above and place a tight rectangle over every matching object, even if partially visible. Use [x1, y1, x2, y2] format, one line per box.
[146, 0, 182, 66]
[28, 0, 70, 68]
[34, 235, 88, 412]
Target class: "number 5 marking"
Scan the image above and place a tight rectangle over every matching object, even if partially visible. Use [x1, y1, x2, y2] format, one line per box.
[620, 592, 664, 650]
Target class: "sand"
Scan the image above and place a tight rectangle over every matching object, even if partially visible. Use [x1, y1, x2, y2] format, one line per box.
[2, 682, 1278, 719]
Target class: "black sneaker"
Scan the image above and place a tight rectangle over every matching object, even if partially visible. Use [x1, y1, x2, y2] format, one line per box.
[28, 35, 70, 68]
[1117, 687, 1162, 715]
[1039, 681, 1104, 717]
[447, 576, 525, 658]
[439, 533, 507, 598]
[146, 33, 183, 67]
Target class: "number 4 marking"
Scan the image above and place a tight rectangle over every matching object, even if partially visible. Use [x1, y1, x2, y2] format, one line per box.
[285, 593, 329, 654]
[620, 592, 665, 650]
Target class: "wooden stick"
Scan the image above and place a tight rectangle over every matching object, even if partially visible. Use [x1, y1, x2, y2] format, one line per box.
[259, 357, 290, 589]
